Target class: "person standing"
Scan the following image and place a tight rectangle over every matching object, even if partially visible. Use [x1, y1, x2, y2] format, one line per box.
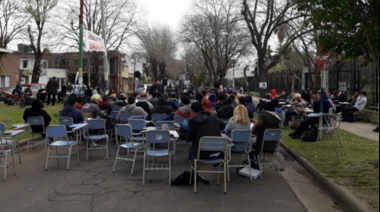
[46, 77, 59, 106]
[149, 80, 163, 95]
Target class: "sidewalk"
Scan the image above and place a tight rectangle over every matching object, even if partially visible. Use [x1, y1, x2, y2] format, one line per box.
[251, 96, 379, 141]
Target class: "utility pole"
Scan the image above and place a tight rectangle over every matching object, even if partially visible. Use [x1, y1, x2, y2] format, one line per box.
[78, 0, 84, 97]
[101, 0, 109, 94]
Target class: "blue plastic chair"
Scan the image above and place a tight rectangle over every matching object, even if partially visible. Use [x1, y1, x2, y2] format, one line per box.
[155, 121, 175, 130]
[0, 124, 16, 181]
[113, 124, 145, 175]
[143, 130, 171, 186]
[129, 119, 146, 134]
[191, 137, 229, 194]
[151, 113, 168, 123]
[257, 129, 282, 179]
[120, 114, 134, 124]
[27, 116, 46, 152]
[45, 126, 80, 171]
[227, 130, 253, 181]
[174, 116, 190, 126]
[85, 119, 109, 161]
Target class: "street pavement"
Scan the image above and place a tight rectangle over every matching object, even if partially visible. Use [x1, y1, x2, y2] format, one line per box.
[0, 140, 343, 212]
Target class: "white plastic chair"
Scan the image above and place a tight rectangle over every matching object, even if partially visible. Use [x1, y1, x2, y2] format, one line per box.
[113, 124, 145, 175]
[27, 116, 46, 152]
[85, 119, 109, 161]
[0, 130, 16, 181]
[257, 129, 282, 179]
[156, 121, 177, 164]
[190, 137, 229, 194]
[45, 126, 80, 171]
[227, 129, 253, 182]
[143, 130, 172, 186]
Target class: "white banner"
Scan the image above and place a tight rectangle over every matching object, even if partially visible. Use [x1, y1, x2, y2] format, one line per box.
[84, 30, 107, 52]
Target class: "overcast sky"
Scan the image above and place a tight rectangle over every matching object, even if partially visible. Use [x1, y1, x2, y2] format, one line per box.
[138, 0, 192, 31]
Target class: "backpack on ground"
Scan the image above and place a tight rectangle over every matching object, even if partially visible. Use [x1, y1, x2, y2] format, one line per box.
[302, 125, 319, 142]
[171, 171, 210, 186]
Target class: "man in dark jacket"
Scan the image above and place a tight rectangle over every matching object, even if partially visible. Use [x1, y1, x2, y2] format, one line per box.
[289, 91, 333, 139]
[252, 103, 281, 154]
[148, 91, 160, 107]
[186, 102, 225, 160]
[148, 95, 175, 120]
[217, 98, 235, 120]
[149, 80, 163, 95]
[60, 94, 85, 124]
[98, 95, 113, 115]
[112, 93, 128, 112]
[23, 99, 51, 138]
[215, 93, 227, 111]
[137, 92, 153, 114]
[46, 77, 59, 106]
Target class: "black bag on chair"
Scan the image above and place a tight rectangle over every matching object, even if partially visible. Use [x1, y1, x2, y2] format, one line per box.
[302, 125, 319, 142]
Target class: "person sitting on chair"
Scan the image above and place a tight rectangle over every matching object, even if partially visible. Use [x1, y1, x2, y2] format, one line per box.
[289, 91, 333, 139]
[186, 102, 225, 160]
[23, 99, 51, 138]
[342, 91, 367, 123]
[225, 105, 251, 152]
[60, 94, 85, 124]
[82, 94, 108, 119]
[116, 97, 148, 122]
[285, 93, 306, 126]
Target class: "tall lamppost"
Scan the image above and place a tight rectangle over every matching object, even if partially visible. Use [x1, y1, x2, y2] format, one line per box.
[67, 0, 84, 97]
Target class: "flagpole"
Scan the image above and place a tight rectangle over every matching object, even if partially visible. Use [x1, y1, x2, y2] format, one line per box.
[101, 0, 109, 94]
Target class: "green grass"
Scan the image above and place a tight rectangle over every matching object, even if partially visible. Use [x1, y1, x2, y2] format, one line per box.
[0, 103, 63, 139]
[283, 128, 380, 211]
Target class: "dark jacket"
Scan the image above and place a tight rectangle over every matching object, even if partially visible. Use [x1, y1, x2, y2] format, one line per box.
[98, 100, 113, 115]
[61, 105, 85, 124]
[148, 97, 159, 107]
[217, 104, 234, 120]
[215, 101, 224, 111]
[186, 111, 225, 160]
[46, 79, 59, 94]
[112, 101, 128, 112]
[246, 96, 257, 116]
[23, 100, 51, 133]
[313, 96, 334, 114]
[166, 100, 179, 111]
[149, 84, 163, 94]
[148, 96, 175, 120]
[137, 101, 151, 114]
[252, 111, 281, 153]
[209, 94, 216, 108]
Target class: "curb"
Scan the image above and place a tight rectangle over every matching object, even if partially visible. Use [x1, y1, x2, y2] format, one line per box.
[281, 142, 370, 212]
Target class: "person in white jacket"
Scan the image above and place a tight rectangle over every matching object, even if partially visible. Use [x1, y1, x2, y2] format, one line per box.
[342, 91, 367, 122]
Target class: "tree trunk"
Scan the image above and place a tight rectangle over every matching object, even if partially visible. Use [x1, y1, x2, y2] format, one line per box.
[31, 53, 43, 83]
[258, 57, 268, 97]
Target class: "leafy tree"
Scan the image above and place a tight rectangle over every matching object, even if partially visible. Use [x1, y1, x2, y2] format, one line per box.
[296, 0, 379, 66]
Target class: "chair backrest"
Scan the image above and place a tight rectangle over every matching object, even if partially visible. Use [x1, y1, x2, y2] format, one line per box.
[231, 130, 252, 143]
[129, 119, 146, 132]
[174, 116, 190, 126]
[156, 121, 175, 130]
[120, 114, 134, 123]
[115, 124, 133, 146]
[261, 129, 282, 152]
[329, 107, 336, 115]
[27, 116, 45, 129]
[0, 123, 6, 133]
[152, 113, 167, 122]
[198, 137, 228, 153]
[59, 117, 74, 127]
[87, 119, 106, 131]
[111, 111, 119, 120]
[146, 130, 170, 144]
[130, 115, 146, 120]
[46, 126, 68, 140]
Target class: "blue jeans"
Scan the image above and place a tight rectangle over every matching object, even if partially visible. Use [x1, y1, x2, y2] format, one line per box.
[164, 112, 175, 121]
[285, 110, 298, 123]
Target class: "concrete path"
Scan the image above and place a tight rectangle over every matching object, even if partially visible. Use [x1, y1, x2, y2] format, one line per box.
[340, 122, 379, 141]
[0, 141, 344, 212]
[251, 95, 379, 141]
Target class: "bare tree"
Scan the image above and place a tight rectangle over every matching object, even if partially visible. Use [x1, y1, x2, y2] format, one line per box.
[137, 24, 178, 80]
[242, 0, 313, 95]
[182, 0, 252, 84]
[25, 0, 58, 83]
[0, 0, 30, 49]
[55, 0, 140, 86]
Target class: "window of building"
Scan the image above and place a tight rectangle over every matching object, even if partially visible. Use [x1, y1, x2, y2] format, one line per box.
[23, 60, 28, 69]
[0, 76, 11, 88]
[110, 57, 117, 73]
